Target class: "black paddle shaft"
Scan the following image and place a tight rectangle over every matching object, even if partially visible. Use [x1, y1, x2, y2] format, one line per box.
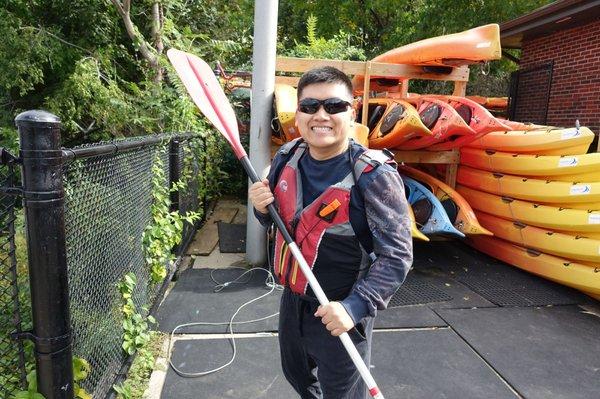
[240, 156, 294, 244]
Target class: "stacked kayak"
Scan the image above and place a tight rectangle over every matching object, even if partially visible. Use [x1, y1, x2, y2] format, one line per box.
[362, 98, 432, 149]
[421, 95, 510, 151]
[457, 123, 600, 299]
[402, 176, 465, 238]
[363, 94, 510, 151]
[467, 126, 595, 155]
[395, 97, 476, 150]
[399, 165, 491, 236]
[352, 24, 501, 92]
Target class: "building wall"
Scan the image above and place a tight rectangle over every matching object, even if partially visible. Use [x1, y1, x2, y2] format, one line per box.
[519, 18, 600, 137]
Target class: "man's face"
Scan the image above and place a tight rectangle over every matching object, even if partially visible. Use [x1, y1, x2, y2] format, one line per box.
[295, 82, 356, 160]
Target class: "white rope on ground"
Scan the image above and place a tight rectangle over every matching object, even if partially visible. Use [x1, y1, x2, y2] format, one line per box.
[168, 230, 283, 377]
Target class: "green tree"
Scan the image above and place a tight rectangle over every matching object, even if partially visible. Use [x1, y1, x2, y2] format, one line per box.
[0, 0, 255, 146]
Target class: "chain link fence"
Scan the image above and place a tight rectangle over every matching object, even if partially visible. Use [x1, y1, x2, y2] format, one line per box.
[64, 139, 165, 396]
[1, 128, 216, 398]
[0, 160, 31, 398]
[64, 134, 210, 397]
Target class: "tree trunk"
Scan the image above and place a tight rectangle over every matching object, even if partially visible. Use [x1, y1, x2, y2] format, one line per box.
[111, 0, 163, 83]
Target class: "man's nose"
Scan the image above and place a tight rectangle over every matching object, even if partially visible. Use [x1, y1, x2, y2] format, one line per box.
[313, 106, 330, 119]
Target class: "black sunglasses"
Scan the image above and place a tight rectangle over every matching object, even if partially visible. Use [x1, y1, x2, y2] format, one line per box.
[298, 98, 352, 115]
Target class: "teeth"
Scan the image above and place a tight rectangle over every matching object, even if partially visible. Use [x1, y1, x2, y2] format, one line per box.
[311, 127, 332, 132]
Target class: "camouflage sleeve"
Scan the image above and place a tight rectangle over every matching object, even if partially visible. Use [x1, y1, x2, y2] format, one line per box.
[341, 168, 413, 323]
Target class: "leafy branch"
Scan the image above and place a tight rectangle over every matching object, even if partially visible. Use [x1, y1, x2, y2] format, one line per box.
[143, 153, 199, 283]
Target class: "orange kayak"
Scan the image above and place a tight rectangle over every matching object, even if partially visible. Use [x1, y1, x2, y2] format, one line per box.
[362, 98, 432, 149]
[395, 97, 476, 150]
[421, 95, 511, 151]
[352, 24, 501, 92]
[399, 165, 492, 236]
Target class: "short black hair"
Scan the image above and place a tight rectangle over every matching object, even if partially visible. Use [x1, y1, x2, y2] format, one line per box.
[297, 66, 353, 100]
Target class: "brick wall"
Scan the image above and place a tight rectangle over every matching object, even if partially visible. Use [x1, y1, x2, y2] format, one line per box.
[518, 18, 600, 136]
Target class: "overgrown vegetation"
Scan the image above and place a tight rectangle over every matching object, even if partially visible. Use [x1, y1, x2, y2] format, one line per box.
[1, 0, 553, 149]
[14, 357, 91, 399]
[283, 14, 366, 61]
[143, 155, 199, 283]
[112, 331, 165, 399]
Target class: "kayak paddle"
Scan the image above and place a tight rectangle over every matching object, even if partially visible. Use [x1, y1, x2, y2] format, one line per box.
[166, 48, 385, 399]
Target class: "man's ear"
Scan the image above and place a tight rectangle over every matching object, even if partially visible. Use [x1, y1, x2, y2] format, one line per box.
[350, 107, 357, 123]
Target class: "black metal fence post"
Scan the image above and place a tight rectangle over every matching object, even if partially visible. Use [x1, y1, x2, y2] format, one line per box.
[169, 138, 182, 214]
[15, 110, 74, 399]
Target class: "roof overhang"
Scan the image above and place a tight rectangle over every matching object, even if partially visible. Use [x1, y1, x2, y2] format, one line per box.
[500, 0, 600, 49]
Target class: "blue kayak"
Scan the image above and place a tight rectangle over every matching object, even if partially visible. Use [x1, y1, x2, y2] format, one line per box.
[401, 175, 465, 238]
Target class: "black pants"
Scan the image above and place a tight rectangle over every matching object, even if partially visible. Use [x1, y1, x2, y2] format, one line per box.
[278, 288, 374, 399]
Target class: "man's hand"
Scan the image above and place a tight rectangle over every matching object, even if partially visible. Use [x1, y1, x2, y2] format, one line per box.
[314, 302, 355, 337]
[248, 179, 274, 214]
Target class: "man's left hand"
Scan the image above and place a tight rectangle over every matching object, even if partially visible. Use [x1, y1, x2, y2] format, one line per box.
[314, 302, 355, 337]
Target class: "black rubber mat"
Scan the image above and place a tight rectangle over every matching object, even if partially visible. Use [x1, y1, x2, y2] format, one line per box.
[155, 268, 281, 334]
[162, 329, 516, 399]
[438, 306, 600, 399]
[163, 336, 293, 398]
[155, 268, 446, 332]
[391, 270, 496, 310]
[389, 277, 453, 307]
[412, 240, 590, 307]
[452, 249, 589, 307]
[217, 222, 246, 253]
[375, 305, 447, 329]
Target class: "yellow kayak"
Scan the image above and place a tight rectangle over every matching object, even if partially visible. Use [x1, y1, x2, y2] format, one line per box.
[467, 126, 594, 153]
[457, 166, 600, 204]
[537, 169, 600, 182]
[459, 147, 600, 177]
[528, 144, 592, 156]
[272, 83, 299, 145]
[474, 210, 600, 263]
[467, 235, 600, 298]
[456, 185, 600, 233]
[542, 201, 600, 211]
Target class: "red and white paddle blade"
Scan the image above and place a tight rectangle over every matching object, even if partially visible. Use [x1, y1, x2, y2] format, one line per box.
[167, 48, 246, 158]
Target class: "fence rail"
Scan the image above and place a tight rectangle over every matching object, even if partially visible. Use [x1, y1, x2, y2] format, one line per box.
[1, 110, 213, 398]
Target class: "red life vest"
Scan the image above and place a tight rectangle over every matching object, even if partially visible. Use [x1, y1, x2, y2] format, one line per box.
[272, 140, 394, 299]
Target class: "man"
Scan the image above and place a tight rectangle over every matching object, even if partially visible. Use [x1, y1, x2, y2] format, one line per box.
[248, 66, 412, 398]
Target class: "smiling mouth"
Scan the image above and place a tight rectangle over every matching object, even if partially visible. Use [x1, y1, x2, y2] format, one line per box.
[311, 126, 333, 134]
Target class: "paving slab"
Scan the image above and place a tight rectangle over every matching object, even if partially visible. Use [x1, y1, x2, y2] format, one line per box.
[155, 268, 280, 334]
[162, 329, 517, 399]
[437, 306, 600, 399]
